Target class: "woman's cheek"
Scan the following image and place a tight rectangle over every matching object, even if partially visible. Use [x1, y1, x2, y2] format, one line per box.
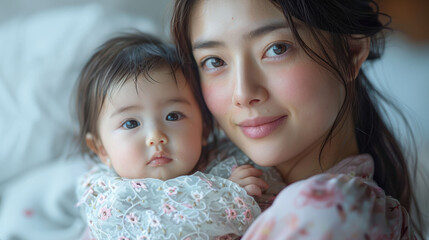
[270, 67, 315, 104]
[201, 81, 230, 116]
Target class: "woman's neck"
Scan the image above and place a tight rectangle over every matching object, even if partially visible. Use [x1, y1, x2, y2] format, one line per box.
[275, 115, 359, 185]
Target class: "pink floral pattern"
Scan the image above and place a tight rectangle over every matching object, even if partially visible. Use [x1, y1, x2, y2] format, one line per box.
[77, 166, 260, 239]
[126, 213, 138, 224]
[131, 181, 147, 192]
[98, 206, 111, 221]
[295, 174, 344, 209]
[242, 154, 415, 239]
[162, 203, 176, 214]
[225, 208, 237, 221]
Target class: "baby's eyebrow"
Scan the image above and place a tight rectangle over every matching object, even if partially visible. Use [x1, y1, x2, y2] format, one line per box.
[163, 97, 191, 106]
[110, 105, 140, 118]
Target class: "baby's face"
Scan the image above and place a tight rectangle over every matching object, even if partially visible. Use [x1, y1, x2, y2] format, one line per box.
[95, 67, 204, 180]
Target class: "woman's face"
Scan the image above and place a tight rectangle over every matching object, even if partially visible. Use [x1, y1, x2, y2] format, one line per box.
[190, 0, 345, 167]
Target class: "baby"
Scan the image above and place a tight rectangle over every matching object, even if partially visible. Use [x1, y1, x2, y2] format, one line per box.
[75, 32, 265, 240]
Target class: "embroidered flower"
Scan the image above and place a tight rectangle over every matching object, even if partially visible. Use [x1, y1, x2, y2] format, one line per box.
[148, 215, 161, 228]
[99, 206, 111, 221]
[82, 178, 91, 187]
[173, 213, 187, 223]
[126, 213, 139, 224]
[118, 237, 129, 240]
[97, 179, 106, 187]
[191, 191, 203, 202]
[234, 197, 247, 208]
[97, 194, 106, 204]
[243, 209, 252, 222]
[162, 203, 176, 214]
[297, 177, 342, 208]
[166, 187, 178, 195]
[225, 208, 237, 221]
[131, 181, 147, 192]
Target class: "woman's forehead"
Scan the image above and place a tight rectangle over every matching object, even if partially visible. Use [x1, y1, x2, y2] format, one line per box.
[189, 0, 285, 43]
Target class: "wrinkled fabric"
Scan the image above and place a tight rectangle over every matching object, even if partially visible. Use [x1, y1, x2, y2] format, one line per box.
[76, 166, 261, 240]
[241, 154, 414, 240]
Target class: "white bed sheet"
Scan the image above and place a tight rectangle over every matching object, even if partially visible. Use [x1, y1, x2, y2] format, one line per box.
[0, 3, 159, 239]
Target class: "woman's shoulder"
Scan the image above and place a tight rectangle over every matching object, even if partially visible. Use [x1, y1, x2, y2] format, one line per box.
[267, 154, 413, 239]
[326, 154, 375, 178]
[289, 154, 385, 205]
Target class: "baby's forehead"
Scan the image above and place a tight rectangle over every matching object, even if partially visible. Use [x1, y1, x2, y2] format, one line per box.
[109, 64, 181, 88]
[109, 69, 189, 98]
[138, 67, 186, 88]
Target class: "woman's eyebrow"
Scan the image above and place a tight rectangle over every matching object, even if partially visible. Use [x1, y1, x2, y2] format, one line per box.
[193, 21, 288, 51]
[246, 21, 288, 40]
[193, 40, 224, 51]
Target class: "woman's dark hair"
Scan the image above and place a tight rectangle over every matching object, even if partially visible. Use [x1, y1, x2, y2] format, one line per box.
[76, 31, 213, 165]
[171, 0, 424, 236]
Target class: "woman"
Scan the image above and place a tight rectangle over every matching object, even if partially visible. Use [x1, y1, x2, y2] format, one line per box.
[171, 0, 425, 239]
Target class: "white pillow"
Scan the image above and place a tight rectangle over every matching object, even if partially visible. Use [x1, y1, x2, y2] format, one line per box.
[0, 3, 156, 188]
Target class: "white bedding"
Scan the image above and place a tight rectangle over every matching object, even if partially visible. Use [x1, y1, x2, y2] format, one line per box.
[0, 3, 161, 239]
[0, 2, 428, 239]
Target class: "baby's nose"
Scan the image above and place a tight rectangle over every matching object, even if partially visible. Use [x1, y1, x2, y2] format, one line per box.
[146, 130, 168, 146]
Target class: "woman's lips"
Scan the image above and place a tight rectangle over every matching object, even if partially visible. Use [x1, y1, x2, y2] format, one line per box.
[238, 116, 287, 139]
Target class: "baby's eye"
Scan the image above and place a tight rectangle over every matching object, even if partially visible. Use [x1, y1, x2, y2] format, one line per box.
[166, 112, 185, 121]
[122, 120, 141, 129]
[201, 57, 226, 70]
[264, 43, 290, 58]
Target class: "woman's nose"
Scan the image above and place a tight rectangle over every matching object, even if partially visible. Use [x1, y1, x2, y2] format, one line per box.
[233, 59, 268, 107]
[146, 129, 168, 147]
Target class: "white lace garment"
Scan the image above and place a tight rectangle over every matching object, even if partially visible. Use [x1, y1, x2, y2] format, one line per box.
[76, 165, 261, 240]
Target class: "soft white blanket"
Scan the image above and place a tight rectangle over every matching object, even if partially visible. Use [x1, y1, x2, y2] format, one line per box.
[0, 3, 157, 239]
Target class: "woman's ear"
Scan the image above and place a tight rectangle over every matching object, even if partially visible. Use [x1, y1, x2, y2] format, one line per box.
[350, 35, 370, 79]
[86, 133, 109, 164]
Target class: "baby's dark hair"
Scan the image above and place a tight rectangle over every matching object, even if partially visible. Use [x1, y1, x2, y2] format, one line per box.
[76, 32, 213, 161]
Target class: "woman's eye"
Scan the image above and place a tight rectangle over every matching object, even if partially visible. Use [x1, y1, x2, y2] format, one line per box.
[166, 112, 185, 121]
[122, 120, 141, 129]
[264, 43, 290, 58]
[201, 57, 226, 70]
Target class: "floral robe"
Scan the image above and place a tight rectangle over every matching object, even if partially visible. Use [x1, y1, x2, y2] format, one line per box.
[240, 154, 414, 239]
